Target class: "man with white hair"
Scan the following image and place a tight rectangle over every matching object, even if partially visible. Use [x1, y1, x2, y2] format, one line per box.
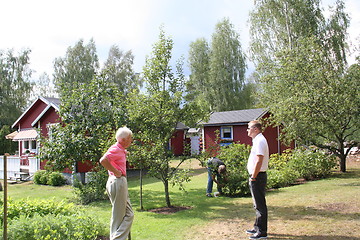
[100, 126, 134, 240]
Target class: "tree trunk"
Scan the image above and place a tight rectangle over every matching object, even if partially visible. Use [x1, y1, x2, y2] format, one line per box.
[339, 153, 347, 172]
[164, 179, 171, 207]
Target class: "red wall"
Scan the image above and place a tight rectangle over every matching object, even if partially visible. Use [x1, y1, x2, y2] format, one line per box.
[171, 130, 185, 156]
[203, 115, 293, 156]
[15, 100, 48, 129]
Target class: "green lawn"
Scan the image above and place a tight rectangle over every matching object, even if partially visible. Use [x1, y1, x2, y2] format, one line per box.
[1, 159, 360, 240]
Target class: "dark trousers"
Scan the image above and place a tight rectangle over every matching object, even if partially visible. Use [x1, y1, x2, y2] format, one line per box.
[249, 172, 267, 234]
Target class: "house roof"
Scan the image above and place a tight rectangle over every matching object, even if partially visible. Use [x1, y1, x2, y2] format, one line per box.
[12, 96, 60, 129]
[202, 108, 268, 126]
[176, 122, 189, 130]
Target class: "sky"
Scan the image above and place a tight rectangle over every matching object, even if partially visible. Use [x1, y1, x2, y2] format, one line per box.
[1, 0, 359, 80]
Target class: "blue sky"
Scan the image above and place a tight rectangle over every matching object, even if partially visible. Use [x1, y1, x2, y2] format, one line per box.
[1, 0, 359, 79]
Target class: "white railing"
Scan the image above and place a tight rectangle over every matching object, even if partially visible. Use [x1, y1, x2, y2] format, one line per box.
[0, 156, 40, 179]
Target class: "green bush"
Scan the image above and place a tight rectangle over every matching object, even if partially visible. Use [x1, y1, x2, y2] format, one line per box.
[218, 143, 251, 196]
[33, 170, 66, 186]
[33, 170, 50, 185]
[73, 168, 108, 204]
[267, 150, 300, 189]
[47, 172, 66, 186]
[0, 199, 76, 224]
[290, 147, 337, 180]
[2, 213, 102, 240]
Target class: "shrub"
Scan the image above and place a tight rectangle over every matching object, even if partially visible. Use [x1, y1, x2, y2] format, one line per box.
[217, 143, 251, 196]
[2, 213, 103, 240]
[47, 172, 66, 186]
[289, 147, 337, 180]
[73, 167, 108, 204]
[33, 170, 50, 185]
[0, 199, 77, 224]
[267, 150, 300, 189]
[34, 170, 66, 186]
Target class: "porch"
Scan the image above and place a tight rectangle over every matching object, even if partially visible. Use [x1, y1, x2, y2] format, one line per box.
[0, 155, 40, 181]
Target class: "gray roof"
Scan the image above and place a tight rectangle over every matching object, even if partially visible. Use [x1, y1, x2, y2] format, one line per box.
[202, 108, 267, 126]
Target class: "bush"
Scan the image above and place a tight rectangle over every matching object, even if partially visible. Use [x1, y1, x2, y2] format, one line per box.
[47, 172, 66, 186]
[218, 143, 251, 196]
[2, 213, 103, 240]
[33, 170, 66, 186]
[73, 167, 108, 204]
[267, 150, 300, 189]
[0, 199, 76, 224]
[290, 147, 337, 180]
[33, 170, 50, 185]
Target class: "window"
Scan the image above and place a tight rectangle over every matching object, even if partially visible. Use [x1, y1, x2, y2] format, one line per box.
[24, 141, 29, 149]
[31, 140, 37, 150]
[221, 126, 233, 140]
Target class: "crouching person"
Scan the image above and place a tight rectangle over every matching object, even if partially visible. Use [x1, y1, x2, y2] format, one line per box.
[100, 126, 134, 240]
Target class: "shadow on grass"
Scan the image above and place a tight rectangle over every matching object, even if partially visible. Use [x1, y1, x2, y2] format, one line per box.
[270, 233, 360, 240]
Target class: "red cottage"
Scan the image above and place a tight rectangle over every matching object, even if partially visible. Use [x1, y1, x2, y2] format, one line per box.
[201, 108, 293, 155]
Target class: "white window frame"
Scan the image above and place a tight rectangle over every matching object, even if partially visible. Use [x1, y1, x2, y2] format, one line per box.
[220, 126, 233, 140]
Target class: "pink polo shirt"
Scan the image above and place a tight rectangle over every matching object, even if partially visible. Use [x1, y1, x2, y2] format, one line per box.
[104, 142, 127, 177]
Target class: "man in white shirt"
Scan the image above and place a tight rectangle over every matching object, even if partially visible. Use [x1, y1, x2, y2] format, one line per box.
[246, 120, 269, 239]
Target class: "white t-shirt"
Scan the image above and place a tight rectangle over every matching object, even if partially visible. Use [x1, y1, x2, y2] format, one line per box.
[247, 133, 269, 174]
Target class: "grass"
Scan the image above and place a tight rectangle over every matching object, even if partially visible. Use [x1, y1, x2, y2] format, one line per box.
[1, 158, 360, 240]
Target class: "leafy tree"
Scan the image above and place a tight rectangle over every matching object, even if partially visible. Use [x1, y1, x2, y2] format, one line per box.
[127, 27, 200, 207]
[0, 125, 17, 155]
[102, 45, 141, 96]
[30, 72, 57, 100]
[0, 48, 33, 126]
[208, 18, 247, 111]
[186, 38, 211, 110]
[249, 0, 356, 172]
[39, 72, 125, 173]
[249, 0, 325, 71]
[53, 39, 99, 98]
[260, 37, 359, 172]
[187, 18, 250, 112]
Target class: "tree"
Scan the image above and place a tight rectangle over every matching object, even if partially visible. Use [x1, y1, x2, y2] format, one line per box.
[187, 18, 249, 112]
[186, 38, 211, 110]
[102, 45, 141, 96]
[127, 27, 200, 207]
[53, 39, 99, 97]
[39, 72, 126, 173]
[249, 0, 324, 71]
[30, 72, 57, 100]
[260, 37, 359, 172]
[249, 0, 356, 172]
[0, 48, 33, 126]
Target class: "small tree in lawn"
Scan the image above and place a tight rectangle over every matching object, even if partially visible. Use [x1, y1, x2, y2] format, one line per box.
[127, 27, 200, 208]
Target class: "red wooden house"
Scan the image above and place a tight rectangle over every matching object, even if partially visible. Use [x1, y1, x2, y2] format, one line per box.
[10, 96, 92, 173]
[201, 108, 293, 155]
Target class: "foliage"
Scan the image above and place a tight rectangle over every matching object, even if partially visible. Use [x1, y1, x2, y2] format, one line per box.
[33, 170, 51, 185]
[0, 198, 76, 224]
[34, 170, 66, 186]
[53, 38, 99, 98]
[267, 150, 300, 189]
[127, 26, 203, 207]
[187, 18, 251, 112]
[39, 73, 125, 172]
[73, 167, 108, 204]
[0, 125, 17, 155]
[217, 143, 251, 196]
[102, 45, 141, 96]
[2, 213, 102, 240]
[47, 172, 67, 186]
[289, 147, 338, 180]
[249, 0, 357, 172]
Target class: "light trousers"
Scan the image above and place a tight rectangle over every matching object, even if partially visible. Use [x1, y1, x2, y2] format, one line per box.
[106, 176, 134, 240]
